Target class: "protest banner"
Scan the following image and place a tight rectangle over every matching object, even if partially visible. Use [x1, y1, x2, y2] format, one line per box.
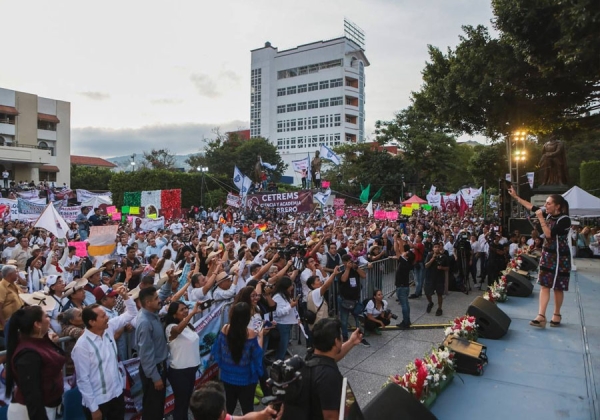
[374, 210, 386, 219]
[385, 211, 398, 220]
[106, 205, 117, 214]
[333, 198, 345, 208]
[68, 241, 88, 257]
[0, 198, 19, 220]
[76, 189, 112, 203]
[59, 206, 82, 222]
[401, 207, 413, 216]
[112, 212, 122, 221]
[335, 209, 345, 217]
[226, 193, 241, 208]
[246, 191, 313, 213]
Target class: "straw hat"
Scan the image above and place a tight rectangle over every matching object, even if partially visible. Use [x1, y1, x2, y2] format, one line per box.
[215, 271, 232, 285]
[101, 259, 118, 267]
[82, 267, 102, 279]
[21, 291, 57, 312]
[128, 286, 140, 300]
[206, 249, 223, 264]
[156, 274, 171, 288]
[64, 278, 89, 297]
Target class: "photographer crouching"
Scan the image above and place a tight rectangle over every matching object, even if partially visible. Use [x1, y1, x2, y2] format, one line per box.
[363, 289, 394, 334]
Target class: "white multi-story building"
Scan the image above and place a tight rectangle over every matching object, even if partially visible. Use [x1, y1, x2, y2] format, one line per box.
[0, 87, 70, 186]
[250, 36, 369, 178]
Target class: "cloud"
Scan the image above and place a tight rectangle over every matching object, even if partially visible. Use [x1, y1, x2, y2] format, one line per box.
[150, 98, 184, 105]
[78, 91, 110, 101]
[220, 69, 240, 83]
[190, 73, 220, 98]
[71, 121, 249, 157]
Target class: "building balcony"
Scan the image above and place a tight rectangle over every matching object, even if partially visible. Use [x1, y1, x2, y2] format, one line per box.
[0, 143, 52, 164]
[345, 95, 359, 107]
[38, 129, 57, 141]
[0, 122, 16, 136]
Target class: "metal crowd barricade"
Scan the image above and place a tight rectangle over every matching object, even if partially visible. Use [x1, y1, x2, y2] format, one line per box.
[361, 258, 397, 302]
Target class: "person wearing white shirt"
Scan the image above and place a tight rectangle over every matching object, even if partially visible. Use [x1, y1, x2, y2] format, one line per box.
[72, 286, 138, 419]
[272, 276, 300, 361]
[1, 237, 17, 263]
[60, 246, 81, 284]
[163, 301, 203, 420]
[170, 222, 183, 235]
[299, 256, 326, 302]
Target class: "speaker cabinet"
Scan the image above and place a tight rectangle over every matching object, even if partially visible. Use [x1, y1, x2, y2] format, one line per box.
[362, 383, 437, 420]
[506, 271, 533, 297]
[519, 254, 539, 272]
[467, 296, 511, 339]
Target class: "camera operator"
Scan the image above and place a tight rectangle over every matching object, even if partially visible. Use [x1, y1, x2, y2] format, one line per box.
[486, 233, 506, 286]
[190, 381, 280, 420]
[337, 255, 368, 345]
[363, 289, 393, 333]
[89, 207, 107, 226]
[424, 242, 449, 316]
[453, 230, 473, 291]
[281, 318, 363, 420]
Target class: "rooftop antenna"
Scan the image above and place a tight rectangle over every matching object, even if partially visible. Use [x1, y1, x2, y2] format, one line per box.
[344, 18, 365, 49]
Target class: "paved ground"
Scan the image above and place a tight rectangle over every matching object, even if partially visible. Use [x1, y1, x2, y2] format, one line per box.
[236, 258, 600, 419]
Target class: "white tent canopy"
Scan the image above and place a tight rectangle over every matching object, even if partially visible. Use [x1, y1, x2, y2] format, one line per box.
[562, 186, 600, 217]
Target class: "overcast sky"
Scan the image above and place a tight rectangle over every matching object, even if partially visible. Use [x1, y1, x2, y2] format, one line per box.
[1, 0, 494, 157]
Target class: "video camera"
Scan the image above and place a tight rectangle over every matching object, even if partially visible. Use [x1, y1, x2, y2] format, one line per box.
[382, 309, 398, 320]
[276, 244, 307, 261]
[262, 355, 305, 411]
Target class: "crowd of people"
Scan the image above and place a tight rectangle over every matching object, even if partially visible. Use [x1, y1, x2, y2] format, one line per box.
[0, 186, 596, 419]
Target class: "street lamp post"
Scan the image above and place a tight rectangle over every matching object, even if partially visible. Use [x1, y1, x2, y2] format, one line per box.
[130, 153, 136, 172]
[198, 166, 208, 207]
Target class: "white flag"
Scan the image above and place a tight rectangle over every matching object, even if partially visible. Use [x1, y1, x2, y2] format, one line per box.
[320, 145, 341, 165]
[366, 200, 373, 217]
[314, 189, 331, 206]
[233, 166, 244, 191]
[526, 172, 535, 189]
[429, 185, 436, 195]
[292, 157, 310, 173]
[241, 176, 252, 197]
[34, 204, 70, 239]
[260, 157, 277, 171]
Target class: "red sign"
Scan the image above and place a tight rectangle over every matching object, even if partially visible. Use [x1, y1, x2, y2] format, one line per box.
[246, 191, 313, 213]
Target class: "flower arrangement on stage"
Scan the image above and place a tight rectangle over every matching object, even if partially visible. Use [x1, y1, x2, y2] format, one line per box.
[508, 255, 523, 270]
[444, 315, 479, 342]
[483, 276, 508, 303]
[387, 347, 455, 404]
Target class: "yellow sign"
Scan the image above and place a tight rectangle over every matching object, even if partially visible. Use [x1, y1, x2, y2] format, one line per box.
[401, 207, 413, 216]
[130, 206, 140, 215]
[411, 203, 420, 209]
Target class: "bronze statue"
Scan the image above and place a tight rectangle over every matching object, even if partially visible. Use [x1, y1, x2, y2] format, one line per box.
[254, 156, 263, 183]
[538, 135, 568, 185]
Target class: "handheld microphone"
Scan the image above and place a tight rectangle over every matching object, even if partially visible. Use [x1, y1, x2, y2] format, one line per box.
[539, 206, 547, 213]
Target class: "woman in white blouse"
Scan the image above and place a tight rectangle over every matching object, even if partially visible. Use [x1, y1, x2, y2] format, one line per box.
[272, 276, 299, 361]
[163, 301, 202, 420]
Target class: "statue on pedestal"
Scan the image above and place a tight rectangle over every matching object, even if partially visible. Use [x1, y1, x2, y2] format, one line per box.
[538, 135, 568, 185]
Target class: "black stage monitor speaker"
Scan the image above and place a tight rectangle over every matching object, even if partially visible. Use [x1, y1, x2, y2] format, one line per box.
[362, 383, 438, 420]
[519, 254, 539, 272]
[467, 296, 511, 339]
[506, 271, 533, 297]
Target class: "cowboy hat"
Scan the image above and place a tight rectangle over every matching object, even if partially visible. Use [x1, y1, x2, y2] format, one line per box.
[101, 259, 118, 267]
[128, 286, 140, 300]
[64, 278, 89, 297]
[21, 291, 57, 312]
[215, 271, 232, 286]
[156, 273, 171, 288]
[206, 249, 224, 264]
[82, 267, 102, 279]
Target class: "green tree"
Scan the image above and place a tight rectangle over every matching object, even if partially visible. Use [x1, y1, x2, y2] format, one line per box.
[446, 144, 475, 191]
[468, 144, 505, 187]
[580, 161, 600, 197]
[70, 165, 113, 191]
[375, 106, 458, 192]
[143, 149, 176, 170]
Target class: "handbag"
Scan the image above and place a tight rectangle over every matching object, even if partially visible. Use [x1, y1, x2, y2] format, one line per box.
[340, 298, 357, 311]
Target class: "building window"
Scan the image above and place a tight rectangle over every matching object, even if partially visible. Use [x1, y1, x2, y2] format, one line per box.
[290, 137, 296, 149]
[297, 102, 307, 111]
[298, 66, 308, 76]
[38, 121, 57, 131]
[38, 141, 55, 156]
[276, 59, 342, 80]
[277, 121, 283, 133]
[334, 133, 341, 146]
[319, 99, 329, 108]
[319, 81, 329, 90]
[287, 103, 296, 113]
[297, 119, 304, 131]
[308, 100, 318, 109]
[308, 82, 318, 92]
[0, 113, 16, 125]
[297, 136, 305, 148]
[277, 88, 286, 97]
[277, 105, 286, 114]
[330, 97, 343, 106]
[250, 68, 262, 137]
[277, 139, 284, 149]
[287, 86, 297, 95]
[334, 114, 341, 126]
[320, 116, 326, 128]
[290, 120, 296, 131]
[298, 84, 307, 93]
[330, 78, 343, 88]
[310, 117, 318, 129]
[309, 135, 318, 147]
[308, 64, 319, 73]
[40, 171, 57, 182]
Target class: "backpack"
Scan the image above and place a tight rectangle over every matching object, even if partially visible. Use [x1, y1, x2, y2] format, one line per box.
[281, 355, 338, 420]
[305, 290, 327, 327]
